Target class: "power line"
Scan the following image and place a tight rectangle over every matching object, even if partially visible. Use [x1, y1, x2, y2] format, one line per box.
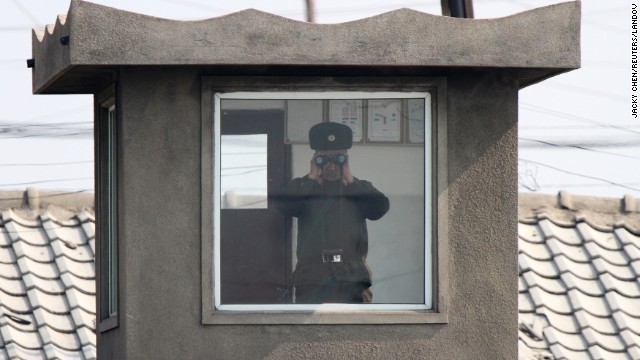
[520, 103, 640, 136]
[518, 137, 640, 160]
[0, 178, 94, 188]
[0, 161, 92, 167]
[9, 0, 42, 27]
[518, 158, 640, 193]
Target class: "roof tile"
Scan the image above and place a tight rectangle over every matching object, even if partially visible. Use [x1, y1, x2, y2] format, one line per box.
[523, 271, 566, 294]
[33, 308, 75, 333]
[12, 240, 55, 263]
[519, 292, 535, 313]
[17, 257, 59, 280]
[22, 273, 65, 295]
[518, 276, 527, 293]
[83, 343, 97, 360]
[70, 308, 95, 331]
[0, 228, 11, 247]
[51, 239, 93, 262]
[555, 255, 598, 280]
[628, 346, 640, 360]
[38, 326, 81, 351]
[612, 311, 640, 335]
[61, 272, 95, 295]
[43, 343, 84, 359]
[620, 329, 640, 348]
[574, 310, 618, 335]
[519, 241, 553, 261]
[587, 345, 630, 360]
[578, 223, 622, 250]
[4, 343, 45, 359]
[547, 237, 590, 263]
[0, 323, 43, 349]
[568, 289, 610, 318]
[0, 277, 27, 297]
[4, 221, 49, 246]
[519, 253, 559, 278]
[606, 291, 640, 318]
[539, 219, 583, 245]
[561, 272, 604, 297]
[537, 307, 581, 334]
[614, 227, 640, 247]
[582, 327, 626, 352]
[548, 343, 591, 360]
[0, 292, 31, 314]
[592, 257, 636, 281]
[0, 262, 20, 280]
[519, 223, 545, 244]
[599, 272, 640, 298]
[0, 311, 37, 332]
[76, 326, 95, 347]
[27, 288, 70, 315]
[0, 246, 17, 264]
[55, 256, 95, 280]
[529, 287, 573, 314]
[544, 327, 588, 351]
[585, 241, 630, 267]
[66, 288, 96, 314]
[623, 243, 640, 262]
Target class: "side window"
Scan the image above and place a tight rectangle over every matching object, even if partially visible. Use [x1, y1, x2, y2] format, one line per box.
[97, 88, 118, 331]
[202, 79, 449, 324]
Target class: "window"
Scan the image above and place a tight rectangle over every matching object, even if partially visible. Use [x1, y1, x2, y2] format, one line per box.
[202, 77, 448, 324]
[97, 85, 118, 331]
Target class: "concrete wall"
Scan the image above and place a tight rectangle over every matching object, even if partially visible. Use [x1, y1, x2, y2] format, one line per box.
[99, 67, 518, 359]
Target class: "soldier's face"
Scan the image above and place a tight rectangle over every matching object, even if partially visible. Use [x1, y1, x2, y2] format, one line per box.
[316, 150, 347, 182]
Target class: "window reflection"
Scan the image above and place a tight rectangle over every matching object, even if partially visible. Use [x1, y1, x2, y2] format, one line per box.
[221, 134, 268, 209]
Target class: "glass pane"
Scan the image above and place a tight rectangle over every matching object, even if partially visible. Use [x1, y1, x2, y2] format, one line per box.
[221, 134, 268, 209]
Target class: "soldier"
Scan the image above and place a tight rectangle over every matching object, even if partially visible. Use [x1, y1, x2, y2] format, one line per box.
[274, 122, 390, 303]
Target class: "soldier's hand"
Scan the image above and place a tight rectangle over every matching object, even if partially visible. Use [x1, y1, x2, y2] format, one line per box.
[341, 154, 354, 186]
[309, 154, 323, 184]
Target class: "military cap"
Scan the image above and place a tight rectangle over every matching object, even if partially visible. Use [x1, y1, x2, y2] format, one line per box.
[309, 122, 353, 150]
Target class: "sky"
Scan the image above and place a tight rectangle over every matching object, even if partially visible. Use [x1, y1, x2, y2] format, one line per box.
[0, 0, 637, 199]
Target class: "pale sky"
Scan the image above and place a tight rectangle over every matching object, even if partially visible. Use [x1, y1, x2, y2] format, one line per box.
[1, 0, 636, 199]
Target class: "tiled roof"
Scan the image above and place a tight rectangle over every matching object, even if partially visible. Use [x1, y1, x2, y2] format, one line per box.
[0, 189, 95, 359]
[519, 191, 640, 360]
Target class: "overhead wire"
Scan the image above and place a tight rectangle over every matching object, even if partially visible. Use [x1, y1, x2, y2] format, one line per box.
[518, 137, 640, 160]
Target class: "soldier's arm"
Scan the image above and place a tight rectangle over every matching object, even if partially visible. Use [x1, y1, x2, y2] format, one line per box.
[344, 179, 390, 220]
[272, 176, 319, 217]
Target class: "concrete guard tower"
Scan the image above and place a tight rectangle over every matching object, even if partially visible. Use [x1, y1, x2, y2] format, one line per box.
[30, 1, 579, 359]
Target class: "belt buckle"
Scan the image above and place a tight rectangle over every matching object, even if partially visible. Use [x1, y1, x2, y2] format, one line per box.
[322, 249, 343, 263]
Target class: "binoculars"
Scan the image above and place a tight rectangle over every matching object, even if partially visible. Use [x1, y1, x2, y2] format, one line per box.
[314, 154, 347, 167]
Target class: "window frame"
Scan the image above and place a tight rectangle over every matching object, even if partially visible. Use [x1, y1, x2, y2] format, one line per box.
[201, 77, 449, 325]
[96, 84, 119, 332]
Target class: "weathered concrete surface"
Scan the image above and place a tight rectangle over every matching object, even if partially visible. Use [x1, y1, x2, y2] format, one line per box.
[102, 68, 518, 360]
[31, 0, 580, 93]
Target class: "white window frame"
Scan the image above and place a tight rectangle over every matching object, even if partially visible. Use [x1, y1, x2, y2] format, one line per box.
[214, 91, 432, 312]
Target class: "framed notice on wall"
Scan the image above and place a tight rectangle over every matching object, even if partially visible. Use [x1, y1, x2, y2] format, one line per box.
[367, 99, 401, 142]
[329, 99, 363, 142]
